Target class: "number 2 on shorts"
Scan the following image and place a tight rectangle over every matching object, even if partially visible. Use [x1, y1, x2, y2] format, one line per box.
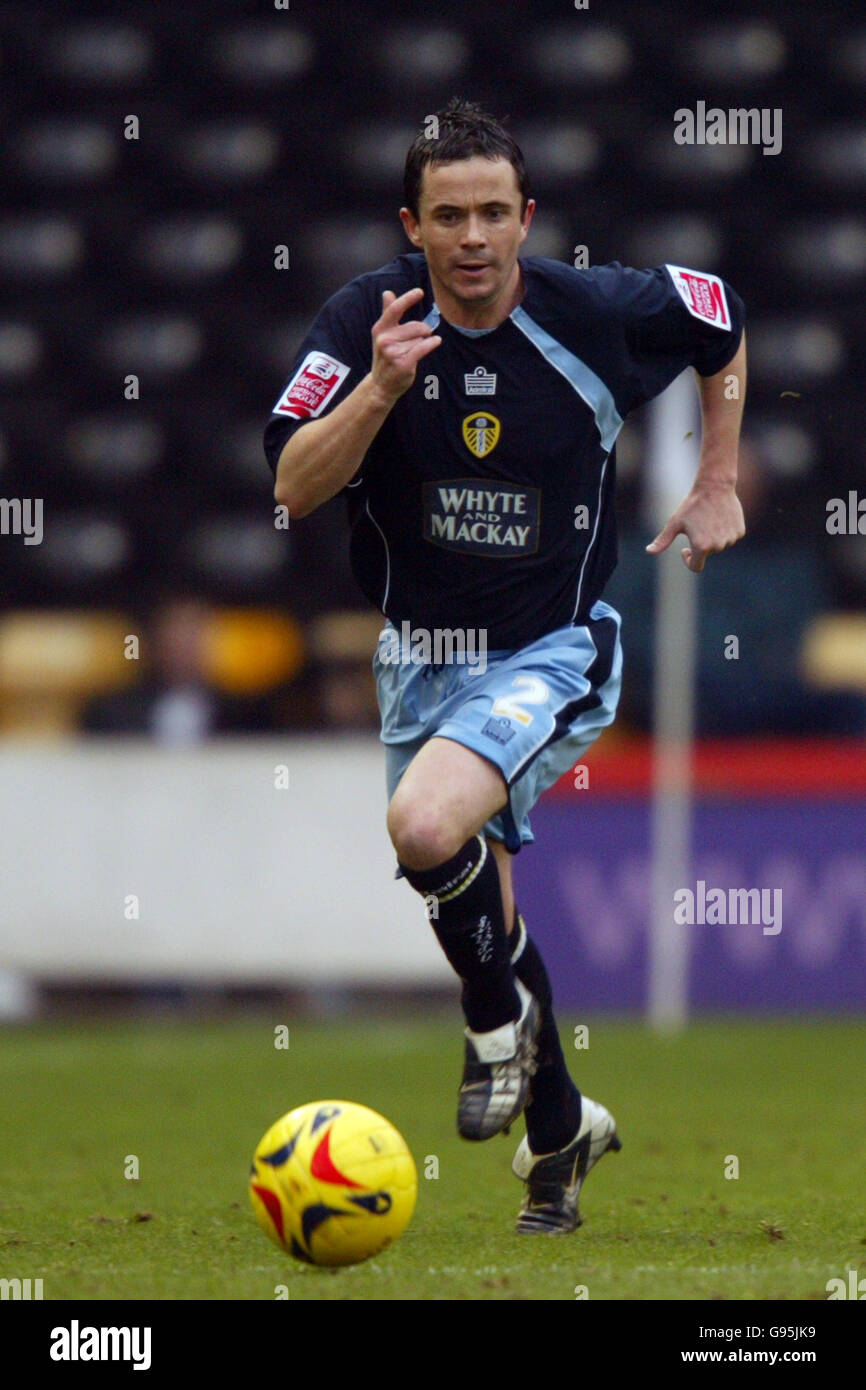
[491, 675, 550, 727]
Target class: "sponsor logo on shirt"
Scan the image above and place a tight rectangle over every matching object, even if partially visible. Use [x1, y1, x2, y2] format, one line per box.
[665, 265, 730, 329]
[423, 479, 540, 556]
[272, 351, 351, 418]
[464, 365, 497, 395]
[462, 412, 501, 458]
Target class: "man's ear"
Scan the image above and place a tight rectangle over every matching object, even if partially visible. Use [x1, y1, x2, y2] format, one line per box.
[518, 198, 536, 244]
[399, 207, 423, 247]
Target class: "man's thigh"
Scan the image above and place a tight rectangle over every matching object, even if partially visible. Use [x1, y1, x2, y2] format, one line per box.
[386, 735, 508, 863]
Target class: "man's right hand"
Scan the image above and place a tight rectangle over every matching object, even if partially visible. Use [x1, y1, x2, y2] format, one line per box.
[369, 287, 441, 407]
[274, 288, 441, 518]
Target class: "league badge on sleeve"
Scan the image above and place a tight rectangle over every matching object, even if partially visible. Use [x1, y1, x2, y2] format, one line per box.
[273, 351, 351, 418]
[664, 265, 730, 329]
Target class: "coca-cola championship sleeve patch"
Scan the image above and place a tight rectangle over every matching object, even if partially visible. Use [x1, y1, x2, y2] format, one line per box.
[664, 264, 731, 329]
[272, 351, 352, 419]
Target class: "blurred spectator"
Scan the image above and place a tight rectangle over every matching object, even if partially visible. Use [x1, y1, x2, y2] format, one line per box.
[307, 612, 383, 731]
[80, 595, 269, 740]
[268, 611, 382, 732]
[315, 654, 381, 731]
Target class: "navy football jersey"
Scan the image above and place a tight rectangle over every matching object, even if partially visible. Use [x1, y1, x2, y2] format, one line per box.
[264, 253, 744, 648]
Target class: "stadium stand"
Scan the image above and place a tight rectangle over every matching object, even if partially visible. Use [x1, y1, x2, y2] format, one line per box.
[1, 0, 863, 733]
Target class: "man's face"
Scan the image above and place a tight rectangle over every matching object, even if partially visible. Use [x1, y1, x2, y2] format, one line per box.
[400, 156, 534, 320]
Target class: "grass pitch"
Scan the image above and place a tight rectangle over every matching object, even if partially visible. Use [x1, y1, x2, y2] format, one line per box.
[1, 1015, 863, 1301]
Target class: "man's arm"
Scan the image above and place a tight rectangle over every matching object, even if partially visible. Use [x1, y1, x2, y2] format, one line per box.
[273, 287, 441, 518]
[646, 330, 747, 572]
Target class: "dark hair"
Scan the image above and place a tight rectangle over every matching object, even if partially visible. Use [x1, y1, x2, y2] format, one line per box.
[403, 98, 529, 220]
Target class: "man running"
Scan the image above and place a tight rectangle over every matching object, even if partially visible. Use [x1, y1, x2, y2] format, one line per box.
[264, 99, 746, 1233]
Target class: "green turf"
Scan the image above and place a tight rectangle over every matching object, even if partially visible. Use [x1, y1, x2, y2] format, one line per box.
[1, 1016, 863, 1301]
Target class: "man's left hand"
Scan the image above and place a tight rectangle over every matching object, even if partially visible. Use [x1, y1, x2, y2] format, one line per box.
[646, 481, 746, 573]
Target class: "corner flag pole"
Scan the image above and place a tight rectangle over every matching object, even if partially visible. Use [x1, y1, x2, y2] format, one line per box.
[645, 370, 700, 1031]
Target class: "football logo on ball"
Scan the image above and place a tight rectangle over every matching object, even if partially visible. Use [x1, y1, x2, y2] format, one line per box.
[249, 1100, 417, 1267]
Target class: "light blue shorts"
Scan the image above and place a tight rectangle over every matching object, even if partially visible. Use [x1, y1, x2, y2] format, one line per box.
[373, 600, 623, 853]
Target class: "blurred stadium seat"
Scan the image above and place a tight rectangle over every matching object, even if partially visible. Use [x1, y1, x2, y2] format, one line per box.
[626, 215, 724, 273]
[94, 315, 204, 380]
[63, 414, 165, 486]
[371, 26, 469, 87]
[803, 126, 866, 187]
[527, 26, 633, 84]
[0, 216, 85, 278]
[175, 120, 281, 183]
[307, 610, 385, 664]
[676, 22, 787, 80]
[517, 123, 600, 185]
[22, 515, 132, 592]
[801, 615, 866, 692]
[179, 516, 289, 597]
[46, 22, 154, 85]
[209, 22, 316, 85]
[780, 218, 866, 285]
[14, 120, 119, 185]
[133, 216, 244, 282]
[206, 608, 304, 694]
[746, 319, 846, 383]
[0, 611, 133, 734]
[0, 321, 42, 383]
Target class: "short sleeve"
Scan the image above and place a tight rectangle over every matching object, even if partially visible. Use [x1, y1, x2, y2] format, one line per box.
[589, 262, 745, 415]
[263, 279, 373, 477]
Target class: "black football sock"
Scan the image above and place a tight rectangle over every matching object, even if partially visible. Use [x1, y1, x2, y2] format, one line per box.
[399, 834, 521, 1034]
[510, 909, 583, 1154]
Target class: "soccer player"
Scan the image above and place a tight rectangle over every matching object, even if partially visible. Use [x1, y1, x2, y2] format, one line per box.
[264, 100, 746, 1234]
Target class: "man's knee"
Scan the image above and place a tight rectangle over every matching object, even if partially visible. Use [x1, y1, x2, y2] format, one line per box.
[386, 794, 469, 871]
